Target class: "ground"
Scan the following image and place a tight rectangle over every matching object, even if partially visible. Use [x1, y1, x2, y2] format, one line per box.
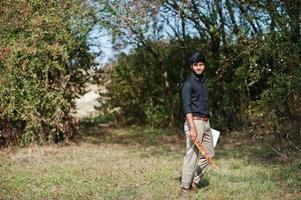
[72, 83, 101, 118]
[0, 125, 300, 200]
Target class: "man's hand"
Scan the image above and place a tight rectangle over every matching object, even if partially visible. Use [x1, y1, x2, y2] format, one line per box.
[190, 127, 197, 141]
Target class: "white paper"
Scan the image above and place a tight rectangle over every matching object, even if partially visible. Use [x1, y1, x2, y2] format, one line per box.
[211, 128, 220, 147]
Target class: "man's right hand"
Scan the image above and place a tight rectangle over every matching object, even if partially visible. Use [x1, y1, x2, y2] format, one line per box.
[190, 127, 197, 141]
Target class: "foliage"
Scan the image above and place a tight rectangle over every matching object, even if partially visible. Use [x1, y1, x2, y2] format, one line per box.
[97, 0, 301, 156]
[101, 39, 201, 127]
[0, 0, 96, 146]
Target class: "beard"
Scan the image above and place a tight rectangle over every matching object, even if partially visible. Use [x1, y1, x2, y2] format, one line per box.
[194, 69, 204, 75]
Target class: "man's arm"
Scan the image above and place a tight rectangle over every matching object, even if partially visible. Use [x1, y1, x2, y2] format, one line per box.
[181, 82, 197, 141]
[186, 113, 197, 141]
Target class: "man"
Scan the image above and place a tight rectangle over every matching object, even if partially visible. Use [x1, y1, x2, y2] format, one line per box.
[180, 52, 215, 192]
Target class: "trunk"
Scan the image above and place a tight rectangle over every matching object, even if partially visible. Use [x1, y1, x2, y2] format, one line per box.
[226, 0, 240, 35]
[235, 0, 259, 34]
[214, 0, 227, 46]
[283, 0, 301, 42]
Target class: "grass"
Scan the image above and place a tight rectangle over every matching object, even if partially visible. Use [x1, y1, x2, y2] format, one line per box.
[0, 125, 300, 200]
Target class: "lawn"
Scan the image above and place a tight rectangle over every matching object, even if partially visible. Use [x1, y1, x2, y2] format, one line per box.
[0, 125, 300, 200]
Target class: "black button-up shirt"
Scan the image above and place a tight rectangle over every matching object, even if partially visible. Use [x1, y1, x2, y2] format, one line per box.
[180, 73, 209, 117]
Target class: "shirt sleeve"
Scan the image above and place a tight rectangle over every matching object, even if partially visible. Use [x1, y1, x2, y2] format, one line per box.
[181, 81, 193, 114]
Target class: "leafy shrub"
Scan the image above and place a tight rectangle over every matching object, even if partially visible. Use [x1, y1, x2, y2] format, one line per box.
[0, 0, 95, 146]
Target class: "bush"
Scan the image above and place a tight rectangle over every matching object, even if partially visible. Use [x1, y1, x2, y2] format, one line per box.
[0, 0, 95, 146]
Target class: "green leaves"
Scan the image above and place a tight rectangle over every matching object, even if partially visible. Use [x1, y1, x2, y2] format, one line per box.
[0, 0, 95, 146]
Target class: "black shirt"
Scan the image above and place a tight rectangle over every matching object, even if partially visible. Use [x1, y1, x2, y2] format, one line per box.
[180, 73, 209, 117]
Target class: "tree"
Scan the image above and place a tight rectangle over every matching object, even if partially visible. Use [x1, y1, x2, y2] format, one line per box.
[97, 0, 301, 157]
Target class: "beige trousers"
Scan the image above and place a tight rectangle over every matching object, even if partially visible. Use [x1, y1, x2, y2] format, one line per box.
[181, 119, 215, 189]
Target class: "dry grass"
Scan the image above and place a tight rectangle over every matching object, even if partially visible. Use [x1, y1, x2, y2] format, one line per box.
[0, 126, 300, 200]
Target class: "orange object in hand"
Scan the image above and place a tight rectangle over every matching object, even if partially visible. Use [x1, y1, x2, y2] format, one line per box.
[193, 138, 219, 170]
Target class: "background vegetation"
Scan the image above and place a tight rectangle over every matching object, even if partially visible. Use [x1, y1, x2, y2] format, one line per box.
[0, 0, 97, 146]
[1, 0, 300, 157]
[96, 0, 301, 158]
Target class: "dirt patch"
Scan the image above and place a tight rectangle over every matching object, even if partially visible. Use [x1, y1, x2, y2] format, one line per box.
[73, 84, 101, 118]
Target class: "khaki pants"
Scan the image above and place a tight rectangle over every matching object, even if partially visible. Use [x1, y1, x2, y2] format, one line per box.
[181, 120, 215, 189]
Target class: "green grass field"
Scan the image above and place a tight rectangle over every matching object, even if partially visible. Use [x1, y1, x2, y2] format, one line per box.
[0, 125, 300, 200]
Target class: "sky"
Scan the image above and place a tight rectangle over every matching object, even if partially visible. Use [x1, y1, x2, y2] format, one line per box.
[87, 25, 115, 66]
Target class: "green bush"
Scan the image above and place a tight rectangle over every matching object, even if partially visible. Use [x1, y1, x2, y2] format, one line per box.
[0, 0, 95, 146]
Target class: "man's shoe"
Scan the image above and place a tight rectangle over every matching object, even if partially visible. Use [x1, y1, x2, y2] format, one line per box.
[191, 182, 198, 191]
[180, 187, 190, 193]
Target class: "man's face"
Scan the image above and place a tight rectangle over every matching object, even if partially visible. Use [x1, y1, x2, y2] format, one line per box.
[191, 62, 205, 75]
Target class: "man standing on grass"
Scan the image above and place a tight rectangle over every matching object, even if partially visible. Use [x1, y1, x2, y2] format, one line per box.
[180, 52, 215, 192]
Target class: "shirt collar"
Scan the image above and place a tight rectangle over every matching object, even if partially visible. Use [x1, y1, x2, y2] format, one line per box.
[191, 72, 204, 82]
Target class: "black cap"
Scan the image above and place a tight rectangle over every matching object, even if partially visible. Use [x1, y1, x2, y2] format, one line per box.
[189, 52, 206, 66]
